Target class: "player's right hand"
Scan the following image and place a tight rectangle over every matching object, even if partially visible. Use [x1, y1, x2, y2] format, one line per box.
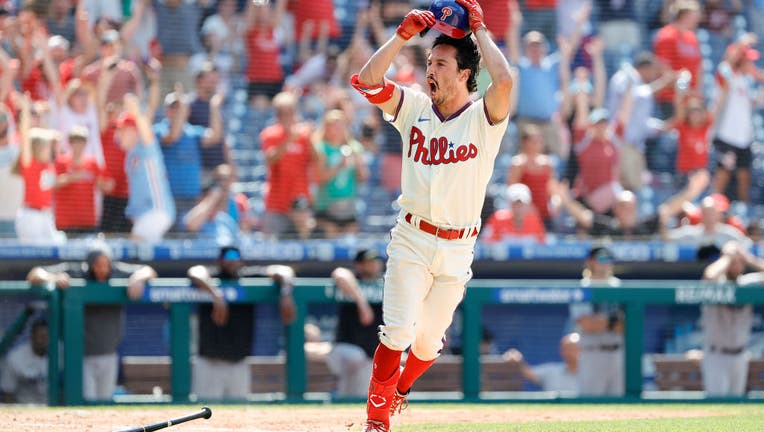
[396, 9, 436, 40]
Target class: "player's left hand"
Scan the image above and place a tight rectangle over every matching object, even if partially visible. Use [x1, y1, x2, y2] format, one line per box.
[455, 0, 485, 33]
[279, 295, 297, 325]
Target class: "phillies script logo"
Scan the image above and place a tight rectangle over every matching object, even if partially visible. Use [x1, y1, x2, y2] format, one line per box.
[440, 7, 453, 21]
[408, 126, 478, 165]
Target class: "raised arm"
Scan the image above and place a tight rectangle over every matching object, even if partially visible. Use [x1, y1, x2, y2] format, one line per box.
[506, 1, 522, 65]
[704, 242, 738, 281]
[353, 10, 435, 116]
[123, 93, 155, 146]
[657, 165, 709, 223]
[552, 180, 594, 229]
[458, 0, 513, 123]
[201, 92, 224, 147]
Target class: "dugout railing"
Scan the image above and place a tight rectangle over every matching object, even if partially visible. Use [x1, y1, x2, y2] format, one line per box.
[0, 281, 61, 405]
[5, 278, 764, 405]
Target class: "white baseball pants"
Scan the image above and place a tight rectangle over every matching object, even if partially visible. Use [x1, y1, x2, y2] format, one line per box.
[379, 219, 476, 361]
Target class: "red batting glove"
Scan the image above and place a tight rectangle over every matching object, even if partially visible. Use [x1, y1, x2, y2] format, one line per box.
[396, 9, 437, 40]
[455, 0, 486, 33]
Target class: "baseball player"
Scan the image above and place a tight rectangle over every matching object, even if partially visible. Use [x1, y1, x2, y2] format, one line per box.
[350, 1, 512, 430]
[569, 247, 624, 396]
[700, 240, 762, 396]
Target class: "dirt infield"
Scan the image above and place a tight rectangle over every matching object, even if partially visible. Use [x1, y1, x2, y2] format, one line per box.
[2, 404, 726, 432]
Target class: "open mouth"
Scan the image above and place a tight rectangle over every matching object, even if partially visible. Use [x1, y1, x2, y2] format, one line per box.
[427, 78, 438, 94]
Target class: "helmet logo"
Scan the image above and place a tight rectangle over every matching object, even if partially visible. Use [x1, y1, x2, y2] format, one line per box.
[440, 7, 453, 21]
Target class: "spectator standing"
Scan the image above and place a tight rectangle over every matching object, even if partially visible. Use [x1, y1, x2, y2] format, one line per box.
[46, 0, 76, 44]
[653, 0, 703, 118]
[327, 249, 385, 397]
[53, 126, 114, 234]
[27, 244, 156, 401]
[154, 84, 224, 226]
[507, 15, 565, 159]
[481, 183, 546, 244]
[15, 95, 61, 244]
[507, 124, 556, 226]
[187, 63, 231, 184]
[187, 246, 296, 400]
[80, 29, 144, 107]
[0, 318, 49, 404]
[50, 79, 104, 165]
[570, 97, 627, 215]
[313, 109, 369, 238]
[570, 247, 624, 396]
[0, 106, 22, 237]
[479, 0, 518, 48]
[664, 79, 713, 178]
[260, 91, 315, 239]
[153, 0, 202, 98]
[605, 52, 676, 191]
[118, 93, 176, 243]
[711, 35, 764, 204]
[244, 0, 286, 108]
[502, 332, 580, 393]
[700, 240, 762, 396]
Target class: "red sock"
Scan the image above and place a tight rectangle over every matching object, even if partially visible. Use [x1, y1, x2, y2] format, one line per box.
[371, 343, 403, 382]
[397, 351, 436, 394]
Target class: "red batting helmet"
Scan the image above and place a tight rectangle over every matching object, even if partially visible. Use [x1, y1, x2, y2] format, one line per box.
[428, 0, 471, 39]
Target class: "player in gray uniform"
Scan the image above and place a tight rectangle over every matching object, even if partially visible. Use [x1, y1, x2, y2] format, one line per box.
[700, 240, 764, 396]
[569, 247, 624, 396]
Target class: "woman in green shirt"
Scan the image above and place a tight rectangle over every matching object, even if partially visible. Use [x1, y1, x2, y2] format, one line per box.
[313, 109, 369, 238]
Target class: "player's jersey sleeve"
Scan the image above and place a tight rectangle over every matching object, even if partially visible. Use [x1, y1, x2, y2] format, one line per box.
[384, 86, 431, 133]
[473, 98, 509, 155]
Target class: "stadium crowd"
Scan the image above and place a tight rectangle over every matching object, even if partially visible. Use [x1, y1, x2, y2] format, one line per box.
[0, 0, 761, 249]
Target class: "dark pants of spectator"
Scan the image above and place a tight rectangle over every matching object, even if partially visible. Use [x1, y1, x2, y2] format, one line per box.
[101, 196, 132, 233]
[63, 227, 99, 237]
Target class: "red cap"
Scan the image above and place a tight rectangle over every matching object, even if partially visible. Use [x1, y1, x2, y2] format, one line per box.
[726, 44, 760, 62]
[708, 193, 730, 213]
[116, 113, 137, 129]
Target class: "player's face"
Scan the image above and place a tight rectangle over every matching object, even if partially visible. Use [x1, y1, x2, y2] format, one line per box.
[91, 254, 112, 281]
[31, 325, 49, 357]
[426, 45, 466, 105]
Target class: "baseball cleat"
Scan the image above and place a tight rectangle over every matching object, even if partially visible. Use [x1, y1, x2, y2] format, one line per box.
[361, 419, 390, 432]
[389, 389, 409, 416]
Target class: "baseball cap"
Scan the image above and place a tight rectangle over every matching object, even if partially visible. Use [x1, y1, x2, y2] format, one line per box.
[506, 183, 532, 204]
[218, 246, 242, 261]
[116, 112, 137, 129]
[48, 35, 70, 51]
[588, 247, 614, 263]
[354, 249, 380, 263]
[588, 108, 610, 125]
[726, 43, 760, 62]
[101, 29, 120, 45]
[705, 193, 730, 213]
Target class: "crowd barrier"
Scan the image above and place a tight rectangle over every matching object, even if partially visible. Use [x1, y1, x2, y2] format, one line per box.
[3, 278, 764, 405]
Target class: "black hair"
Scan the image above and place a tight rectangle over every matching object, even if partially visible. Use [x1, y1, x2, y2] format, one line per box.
[432, 34, 480, 93]
[588, 246, 614, 260]
[85, 246, 113, 281]
[31, 317, 48, 333]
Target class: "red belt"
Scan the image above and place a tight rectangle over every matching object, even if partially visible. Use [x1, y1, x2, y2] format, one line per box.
[404, 213, 478, 240]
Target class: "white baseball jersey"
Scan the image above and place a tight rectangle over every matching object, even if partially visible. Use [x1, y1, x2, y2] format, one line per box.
[386, 86, 508, 228]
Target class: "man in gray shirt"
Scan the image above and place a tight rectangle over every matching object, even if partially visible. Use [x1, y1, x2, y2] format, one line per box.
[27, 244, 156, 401]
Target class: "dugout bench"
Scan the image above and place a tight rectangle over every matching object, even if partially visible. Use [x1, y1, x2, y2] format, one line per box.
[17, 278, 764, 405]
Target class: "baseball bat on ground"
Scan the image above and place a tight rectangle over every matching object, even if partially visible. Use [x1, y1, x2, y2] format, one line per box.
[116, 406, 212, 432]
